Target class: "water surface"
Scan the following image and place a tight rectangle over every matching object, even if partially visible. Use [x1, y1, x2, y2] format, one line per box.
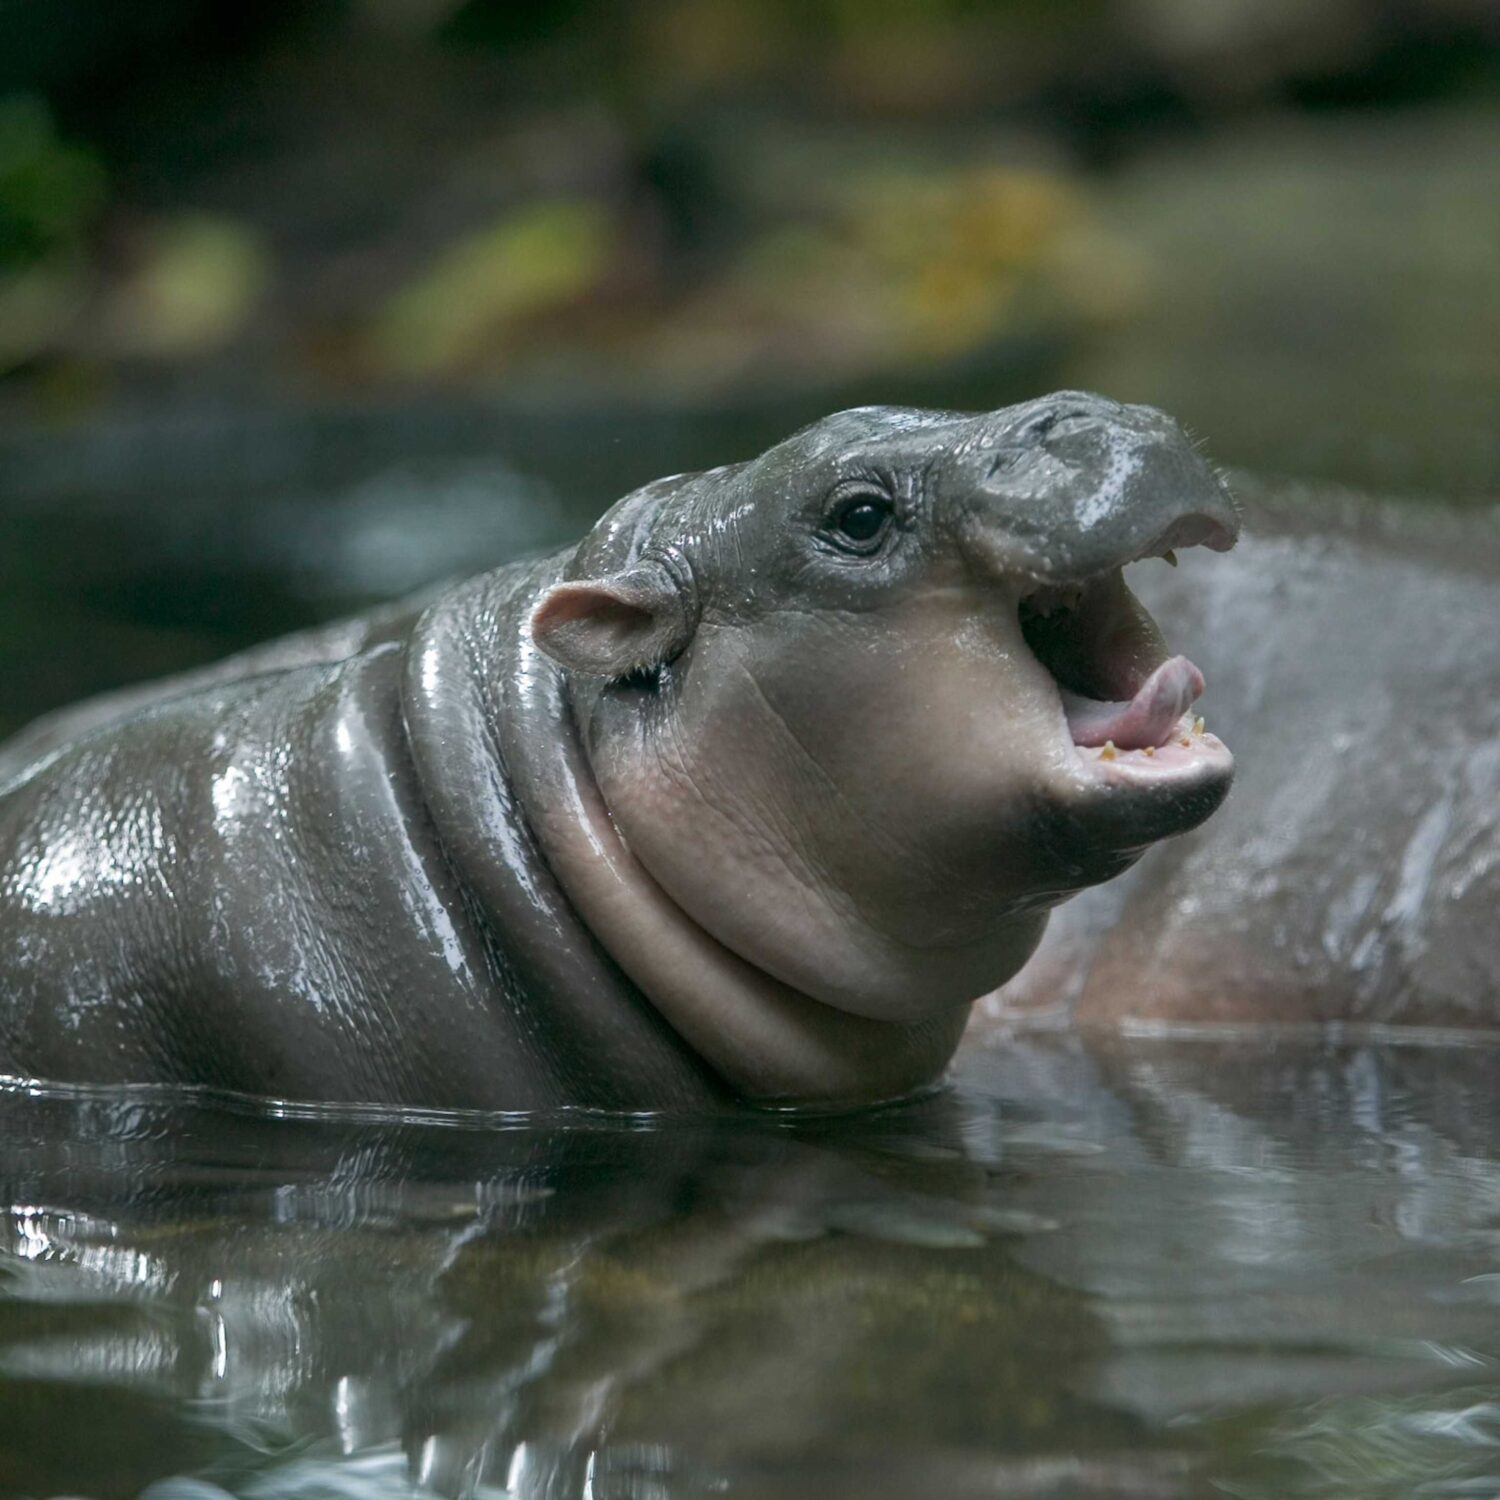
[6, 1032, 1500, 1498]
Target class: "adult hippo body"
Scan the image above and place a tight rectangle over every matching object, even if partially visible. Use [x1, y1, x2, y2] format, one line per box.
[989, 479, 1500, 1035]
[0, 394, 1241, 1111]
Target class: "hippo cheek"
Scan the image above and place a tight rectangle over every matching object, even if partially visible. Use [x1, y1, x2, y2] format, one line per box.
[708, 604, 1077, 900]
[603, 603, 1082, 937]
[583, 607, 1077, 1018]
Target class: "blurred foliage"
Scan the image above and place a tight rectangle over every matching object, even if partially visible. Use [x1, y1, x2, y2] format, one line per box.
[370, 199, 613, 377]
[0, 97, 105, 270]
[107, 214, 270, 358]
[645, 164, 1129, 391]
[0, 98, 104, 377]
[0, 0, 1496, 429]
[0, 0, 1496, 734]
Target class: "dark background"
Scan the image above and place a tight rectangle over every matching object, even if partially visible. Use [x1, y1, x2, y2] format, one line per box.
[3, 0, 1498, 735]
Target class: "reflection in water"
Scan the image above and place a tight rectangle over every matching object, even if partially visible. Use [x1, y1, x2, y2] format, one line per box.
[5, 1037, 1500, 1497]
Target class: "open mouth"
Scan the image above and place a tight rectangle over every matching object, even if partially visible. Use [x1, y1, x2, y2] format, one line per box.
[1018, 561, 1228, 775]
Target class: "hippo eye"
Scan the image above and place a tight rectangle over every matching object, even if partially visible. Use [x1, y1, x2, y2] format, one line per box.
[825, 489, 895, 553]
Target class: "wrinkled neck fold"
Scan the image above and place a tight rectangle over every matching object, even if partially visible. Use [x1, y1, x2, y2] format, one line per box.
[497, 602, 968, 1109]
[401, 563, 717, 1111]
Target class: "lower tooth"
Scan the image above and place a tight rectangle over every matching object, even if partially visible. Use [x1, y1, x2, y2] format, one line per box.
[1100, 741, 1117, 761]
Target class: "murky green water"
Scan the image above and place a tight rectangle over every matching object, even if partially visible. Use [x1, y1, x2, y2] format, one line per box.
[6, 1033, 1500, 1498]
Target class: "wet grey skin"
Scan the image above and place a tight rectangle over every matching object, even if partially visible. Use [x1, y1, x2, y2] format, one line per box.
[0, 392, 1239, 1111]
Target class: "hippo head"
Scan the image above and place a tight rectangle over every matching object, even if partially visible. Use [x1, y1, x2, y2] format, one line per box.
[531, 392, 1238, 1023]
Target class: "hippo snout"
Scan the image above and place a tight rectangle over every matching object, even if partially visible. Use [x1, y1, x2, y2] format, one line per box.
[949, 395, 1240, 586]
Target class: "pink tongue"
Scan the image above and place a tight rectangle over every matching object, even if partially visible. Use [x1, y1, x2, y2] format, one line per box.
[1062, 655, 1205, 750]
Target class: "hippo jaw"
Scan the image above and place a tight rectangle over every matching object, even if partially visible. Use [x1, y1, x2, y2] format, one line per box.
[944, 394, 1238, 871]
[1011, 560, 1234, 864]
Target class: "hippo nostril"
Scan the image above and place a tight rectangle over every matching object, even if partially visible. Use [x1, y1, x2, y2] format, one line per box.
[1048, 409, 1101, 436]
[989, 409, 1078, 470]
[1023, 406, 1098, 446]
[1025, 411, 1062, 442]
[986, 447, 1028, 479]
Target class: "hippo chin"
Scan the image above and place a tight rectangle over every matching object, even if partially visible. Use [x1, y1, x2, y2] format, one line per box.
[0, 393, 1238, 1111]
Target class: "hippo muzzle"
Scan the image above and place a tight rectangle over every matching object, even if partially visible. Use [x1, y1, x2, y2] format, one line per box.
[941, 391, 1240, 791]
[948, 392, 1240, 587]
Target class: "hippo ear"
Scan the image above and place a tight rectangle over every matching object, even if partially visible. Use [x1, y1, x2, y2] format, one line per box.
[530, 565, 693, 678]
